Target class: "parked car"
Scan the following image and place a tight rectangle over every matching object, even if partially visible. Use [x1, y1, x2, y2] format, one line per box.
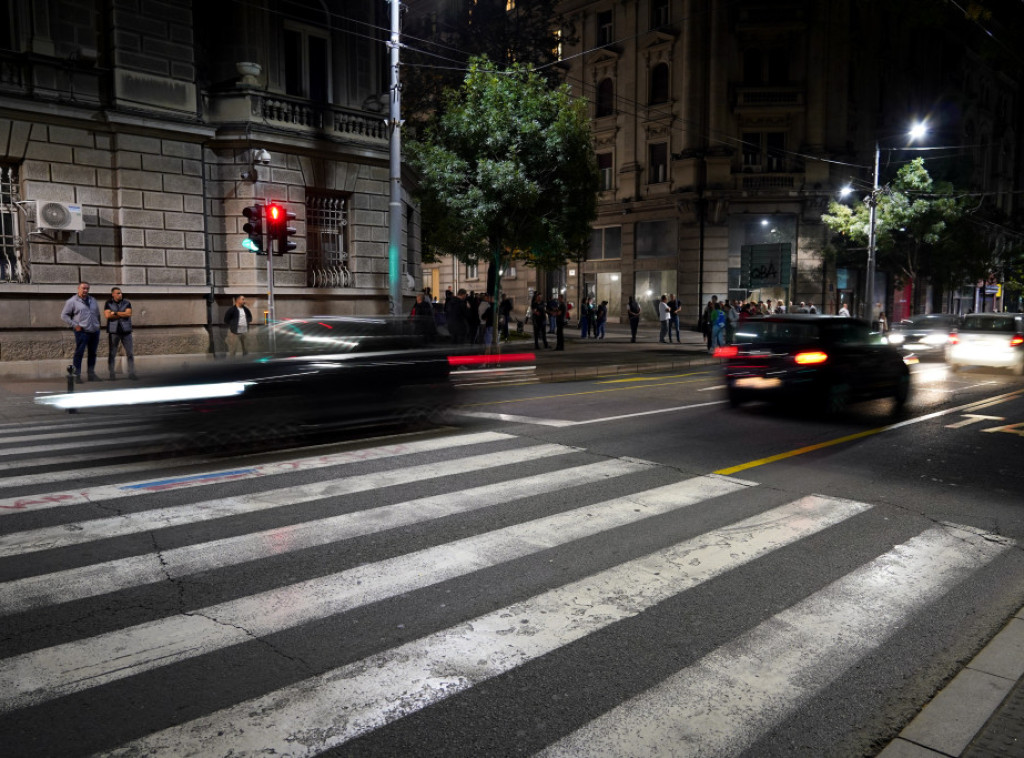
[886, 313, 960, 359]
[947, 313, 1024, 375]
[718, 315, 912, 414]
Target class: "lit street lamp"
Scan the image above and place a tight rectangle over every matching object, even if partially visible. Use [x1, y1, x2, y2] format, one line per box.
[845, 122, 929, 322]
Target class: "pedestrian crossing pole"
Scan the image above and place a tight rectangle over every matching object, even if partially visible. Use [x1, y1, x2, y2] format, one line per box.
[386, 0, 403, 317]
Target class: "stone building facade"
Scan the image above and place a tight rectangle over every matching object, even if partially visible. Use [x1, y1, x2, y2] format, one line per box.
[0, 0, 419, 375]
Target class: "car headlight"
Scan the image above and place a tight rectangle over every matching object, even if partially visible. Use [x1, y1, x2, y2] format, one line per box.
[888, 333, 905, 344]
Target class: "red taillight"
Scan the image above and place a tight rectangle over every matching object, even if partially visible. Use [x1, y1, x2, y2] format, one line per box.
[794, 351, 828, 365]
[713, 345, 738, 358]
[948, 333, 959, 345]
[1011, 334, 1024, 347]
[447, 352, 535, 366]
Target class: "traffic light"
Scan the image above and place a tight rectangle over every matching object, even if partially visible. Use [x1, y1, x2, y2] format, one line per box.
[265, 202, 297, 256]
[242, 204, 264, 254]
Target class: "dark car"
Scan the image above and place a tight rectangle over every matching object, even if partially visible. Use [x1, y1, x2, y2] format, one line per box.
[719, 315, 912, 414]
[947, 313, 1024, 375]
[37, 317, 532, 442]
[886, 313, 960, 359]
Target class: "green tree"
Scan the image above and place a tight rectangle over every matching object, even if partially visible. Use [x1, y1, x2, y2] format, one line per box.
[822, 158, 971, 310]
[408, 56, 598, 301]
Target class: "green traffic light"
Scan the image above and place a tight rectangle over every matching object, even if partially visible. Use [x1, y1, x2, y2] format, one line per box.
[242, 238, 260, 252]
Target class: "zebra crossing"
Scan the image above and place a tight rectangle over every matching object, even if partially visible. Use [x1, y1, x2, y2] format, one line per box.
[0, 415, 1016, 757]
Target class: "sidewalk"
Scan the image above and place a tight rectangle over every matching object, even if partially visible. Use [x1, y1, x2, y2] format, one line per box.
[1, 322, 1022, 757]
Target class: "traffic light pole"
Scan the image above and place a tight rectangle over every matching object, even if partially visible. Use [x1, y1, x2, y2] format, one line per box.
[264, 196, 276, 351]
[386, 0, 402, 317]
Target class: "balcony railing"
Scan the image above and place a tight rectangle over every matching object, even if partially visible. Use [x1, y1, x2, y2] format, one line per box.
[258, 95, 387, 143]
[735, 86, 804, 108]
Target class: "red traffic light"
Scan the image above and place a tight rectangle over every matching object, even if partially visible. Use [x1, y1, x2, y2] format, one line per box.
[267, 204, 283, 223]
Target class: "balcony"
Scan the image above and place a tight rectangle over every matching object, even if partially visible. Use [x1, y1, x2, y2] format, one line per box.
[734, 86, 804, 111]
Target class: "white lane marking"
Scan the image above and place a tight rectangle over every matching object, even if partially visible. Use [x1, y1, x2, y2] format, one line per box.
[0, 445, 176, 475]
[0, 465, 744, 711]
[541, 524, 1012, 757]
[0, 432, 171, 458]
[698, 384, 727, 391]
[0, 443, 574, 558]
[102, 494, 868, 757]
[0, 458, 654, 615]
[0, 431, 512, 516]
[0, 424, 148, 446]
[0, 453, 209, 487]
[452, 400, 726, 428]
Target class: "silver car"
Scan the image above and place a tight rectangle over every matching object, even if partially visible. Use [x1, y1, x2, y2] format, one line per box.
[947, 313, 1024, 375]
[887, 313, 960, 359]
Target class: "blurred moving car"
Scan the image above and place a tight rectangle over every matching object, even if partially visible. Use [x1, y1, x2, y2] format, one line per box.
[718, 315, 912, 414]
[947, 313, 1024, 375]
[886, 313, 960, 359]
[37, 317, 534, 442]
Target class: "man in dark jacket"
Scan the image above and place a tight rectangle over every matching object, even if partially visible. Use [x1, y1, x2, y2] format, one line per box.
[224, 295, 253, 356]
[104, 287, 136, 380]
[445, 289, 470, 344]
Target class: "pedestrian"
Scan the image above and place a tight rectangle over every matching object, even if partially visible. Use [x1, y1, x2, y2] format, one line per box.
[531, 292, 549, 349]
[445, 289, 470, 344]
[725, 300, 738, 344]
[104, 287, 137, 380]
[658, 294, 671, 343]
[808, 302, 818, 314]
[668, 294, 681, 343]
[579, 297, 591, 338]
[710, 299, 727, 351]
[838, 303, 850, 317]
[478, 294, 494, 346]
[627, 295, 641, 342]
[547, 294, 558, 334]
[61, 281, 103, 382]
[224, 294, 253, 356]
[595, 300, 608, 339]
[876, 305, 889, 333]
[554, 294, 567, 350]
[499, 294, 513, 342]
[703, 296, 719, 351]
[410, 292, 436, 340]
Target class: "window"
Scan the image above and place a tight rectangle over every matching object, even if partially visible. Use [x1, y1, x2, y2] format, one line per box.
[635, 219, 676, 258]
[743, 49, 789, 85]
[0, 1, 18, 52]
[597, 10, 613, 46]
[284, 24, 330, 102]
[648, 142, 668, 183]
[466, 262, 479, 280]
[588, 226, 621, 260]
[651, 0, 670, 29]
[0, 164, 25, 283]
[742, 132, 786, 172]
[595, 78, 614, 117]
[597, 153, 614, 191]
[649, 63, 669, 104]
[306, 192, 349, 287]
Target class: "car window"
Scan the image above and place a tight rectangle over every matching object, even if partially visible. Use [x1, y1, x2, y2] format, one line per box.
[822, 321, 872, 345]
[962, 315, 1018, 332]
[733, 322, 820, 345]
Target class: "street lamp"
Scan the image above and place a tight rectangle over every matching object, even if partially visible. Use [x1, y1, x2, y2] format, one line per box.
[863, 121, 928, 323]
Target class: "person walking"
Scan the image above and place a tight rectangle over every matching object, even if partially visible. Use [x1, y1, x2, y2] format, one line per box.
[499, 294, 513, 342]
[710, 299, 727, 351]
[445, 289, 470, 344]
[224, 294, 253, 356]
[104, 287, 136, 380]
[531, 292, 549, 349]
[838, 303, 851, 317]
[595, 300, 608, 339]
[61, 281, 103, 382]
[578, 297, 591, 338]
[554, 294, 567, 350]
[627, 295, 641, 342]
[667, 294, 681, 343]
[658, 295, 671, 343]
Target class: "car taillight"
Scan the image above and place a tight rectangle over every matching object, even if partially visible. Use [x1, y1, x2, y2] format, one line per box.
[713, 345, 738, 358]
[1011, 334, 1024, 347]
[948, 333, 959, 345]
[794, 351, 828, 365]
[447, 352, 535, 366]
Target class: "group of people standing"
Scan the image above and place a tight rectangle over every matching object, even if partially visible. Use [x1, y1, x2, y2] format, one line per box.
[422, 287, 515, 346]
[60, 281, 136, 382]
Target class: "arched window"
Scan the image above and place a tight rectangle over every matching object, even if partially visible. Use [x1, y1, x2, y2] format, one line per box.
[596, 78, 614, 117]
[649, 63, 669, 104]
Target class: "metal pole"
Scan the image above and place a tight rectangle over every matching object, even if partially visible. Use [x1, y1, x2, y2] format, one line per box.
[387, 0, 403, 316]
[865, 141, 880, 322]
[265, 196, 276, 353]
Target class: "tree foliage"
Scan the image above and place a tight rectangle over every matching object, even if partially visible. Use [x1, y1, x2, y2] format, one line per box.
[822, 158, 974, 302]
[408, 57, 598, 276]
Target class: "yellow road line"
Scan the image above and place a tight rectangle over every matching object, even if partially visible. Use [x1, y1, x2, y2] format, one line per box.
[715, 387, 1024, 476]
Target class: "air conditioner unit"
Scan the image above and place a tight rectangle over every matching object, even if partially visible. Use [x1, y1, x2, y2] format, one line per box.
[33, 200, 85, 232]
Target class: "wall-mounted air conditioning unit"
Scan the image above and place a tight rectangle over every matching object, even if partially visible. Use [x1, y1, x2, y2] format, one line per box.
[32, 200, 85, 232]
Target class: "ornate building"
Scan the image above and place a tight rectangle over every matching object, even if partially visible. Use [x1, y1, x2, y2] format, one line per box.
[0, 0, 420, 375]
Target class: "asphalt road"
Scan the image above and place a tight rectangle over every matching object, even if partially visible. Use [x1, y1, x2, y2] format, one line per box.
[1, 360, 1023, 756]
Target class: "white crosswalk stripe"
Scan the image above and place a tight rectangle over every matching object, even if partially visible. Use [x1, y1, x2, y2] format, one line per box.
[0, 426, 1015, 757]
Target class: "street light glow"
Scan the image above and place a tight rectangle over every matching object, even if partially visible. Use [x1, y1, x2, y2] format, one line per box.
[839, 186, 853, 198]
[909, 121, 928, 141]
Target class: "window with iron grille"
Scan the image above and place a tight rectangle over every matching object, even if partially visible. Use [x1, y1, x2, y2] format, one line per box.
[0, 164, 26, 283]
[306, 192, 349, 288]
[466, 262, 479, 280]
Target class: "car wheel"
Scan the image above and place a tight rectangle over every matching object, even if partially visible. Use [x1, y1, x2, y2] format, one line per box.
[823, 382, 850, 416]
[893, 372, 910, 407]
[949, 362, 961, 373]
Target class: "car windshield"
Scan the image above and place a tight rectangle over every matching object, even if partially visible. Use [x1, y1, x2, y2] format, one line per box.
[899, 314, 957, 328]
[269, 318, 428, 355]
[962, 315, 1018, 332]
[733, 322, 821, 345]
